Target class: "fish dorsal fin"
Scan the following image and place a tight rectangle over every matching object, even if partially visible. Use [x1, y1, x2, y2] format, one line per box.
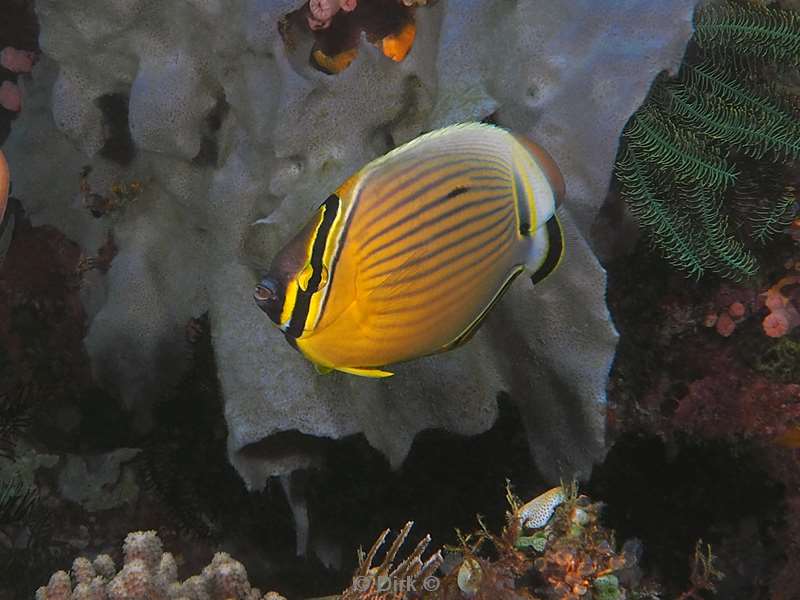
[363, 122, 509, 175]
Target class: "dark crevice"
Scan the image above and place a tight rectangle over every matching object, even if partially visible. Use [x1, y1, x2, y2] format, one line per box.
[588, 433, 785, 598]
[96, 93, 136, 166]
[192, 94, 230, 167]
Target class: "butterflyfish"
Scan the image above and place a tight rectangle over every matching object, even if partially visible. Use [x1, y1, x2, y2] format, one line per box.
[254, 122, 565, 378]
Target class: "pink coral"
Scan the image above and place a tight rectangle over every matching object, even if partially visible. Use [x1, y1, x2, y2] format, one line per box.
[36, 531, 287, 600]
[36, 571, 72, 600]
[122, 530, 162, 571]
[307, 0, 357, 30]
[728, 301, 746, 319]
[762, 276, 800, 338]
[1, 47, 36, 73]
[0, 80, 21, 111]
[673, 353, 800, 441]
[715, 312, 736, 337]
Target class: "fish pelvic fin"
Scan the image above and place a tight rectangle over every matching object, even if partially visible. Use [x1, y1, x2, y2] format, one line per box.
[336, 366, 394, 378]
[314, 364, 334, 375]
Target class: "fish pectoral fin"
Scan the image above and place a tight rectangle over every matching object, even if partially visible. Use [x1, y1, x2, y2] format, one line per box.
[336, 366, 394, 378]
[314, 364, 334, 375]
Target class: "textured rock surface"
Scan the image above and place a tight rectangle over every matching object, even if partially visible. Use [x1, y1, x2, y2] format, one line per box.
[3, 0, 695, 494]
[57, 448, 141, 512]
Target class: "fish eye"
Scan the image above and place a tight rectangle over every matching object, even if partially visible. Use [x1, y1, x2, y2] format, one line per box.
[254, 277, 279, 302]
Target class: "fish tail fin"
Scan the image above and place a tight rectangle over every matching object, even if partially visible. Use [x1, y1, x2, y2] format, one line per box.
[529, 214, 564, 285]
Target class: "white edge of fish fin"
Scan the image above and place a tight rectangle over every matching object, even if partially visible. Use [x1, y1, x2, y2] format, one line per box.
[363, 122, 510, 173]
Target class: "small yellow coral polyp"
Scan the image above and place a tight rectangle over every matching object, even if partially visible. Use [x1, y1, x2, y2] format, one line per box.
[312, 47, 358, 74]
[381, 21, 416, 61]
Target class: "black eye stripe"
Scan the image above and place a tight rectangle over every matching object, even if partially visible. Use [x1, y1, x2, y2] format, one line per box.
[286, 194, 340, 338]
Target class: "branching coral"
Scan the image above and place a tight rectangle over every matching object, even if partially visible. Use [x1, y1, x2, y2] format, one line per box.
[615, 0, 800, 280]
[35, 530, 288, 600]
[339, 521, 443, 600]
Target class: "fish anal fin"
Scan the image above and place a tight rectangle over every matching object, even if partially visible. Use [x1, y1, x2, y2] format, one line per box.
[441, 266, 524, 353]
[336, 366, 394, 378]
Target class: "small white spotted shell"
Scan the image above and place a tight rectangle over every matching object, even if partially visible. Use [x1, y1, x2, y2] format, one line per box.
[516, 486, 565, 529]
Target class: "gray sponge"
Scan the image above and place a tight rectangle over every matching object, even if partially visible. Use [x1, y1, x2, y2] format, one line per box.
[4, 0, 695, 497]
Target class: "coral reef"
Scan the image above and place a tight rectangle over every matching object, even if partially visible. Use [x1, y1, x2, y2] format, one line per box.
[333, 484, 657, 600]
[600, 194, 800, 598]
[35, 530, 288, 600]
[0, 0, 702, 502]
[615, 0, 800, 279]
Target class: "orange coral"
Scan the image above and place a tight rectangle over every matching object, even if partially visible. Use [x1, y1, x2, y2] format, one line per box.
[282, 0, 424, 75]
[762, 275, 800, 338]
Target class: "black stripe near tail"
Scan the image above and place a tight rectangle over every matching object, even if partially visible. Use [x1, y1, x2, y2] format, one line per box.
[530, 215, 564, 285]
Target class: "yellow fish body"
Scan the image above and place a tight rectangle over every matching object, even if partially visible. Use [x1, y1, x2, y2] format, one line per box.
[254, 123, 565, 377]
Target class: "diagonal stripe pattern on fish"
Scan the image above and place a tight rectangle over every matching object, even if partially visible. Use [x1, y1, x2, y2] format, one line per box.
[254, 123, 565, 378]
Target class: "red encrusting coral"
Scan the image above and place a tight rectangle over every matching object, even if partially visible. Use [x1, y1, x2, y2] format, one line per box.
[673, 354, 800, 442]
[0, 212, 113, 418]
[0, 219, 86, 370]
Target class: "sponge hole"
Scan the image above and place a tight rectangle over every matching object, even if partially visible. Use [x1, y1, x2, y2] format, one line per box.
[192, 94, 230, 168]
[96, 93, 136, 166]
